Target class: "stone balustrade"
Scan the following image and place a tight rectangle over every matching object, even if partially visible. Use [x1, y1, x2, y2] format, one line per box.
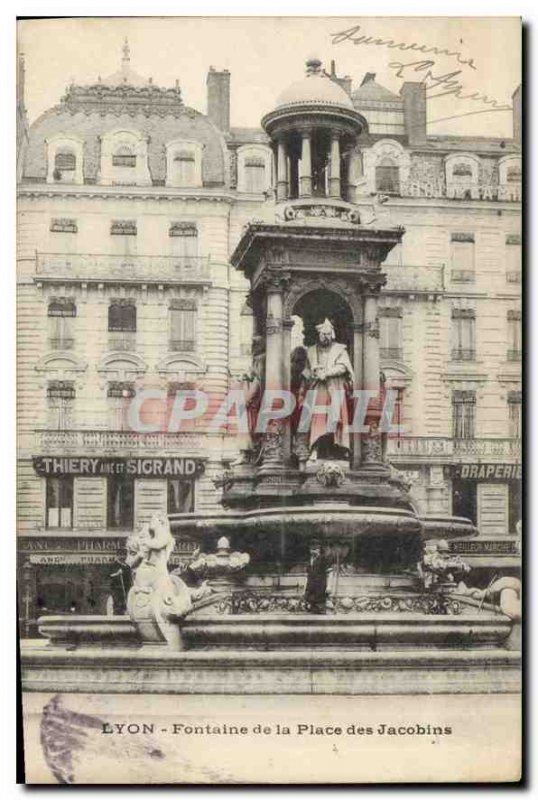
[35, 429, 202, 454]
[35, 252, 212, 284]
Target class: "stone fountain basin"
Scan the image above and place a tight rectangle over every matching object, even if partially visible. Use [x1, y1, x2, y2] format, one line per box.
[169, 505, 476, 541]
[37, 605, 512, 652]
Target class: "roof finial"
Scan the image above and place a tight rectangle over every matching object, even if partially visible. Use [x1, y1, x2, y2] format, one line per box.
[122, 37, 130, 67]
[306, 57, 322, 76]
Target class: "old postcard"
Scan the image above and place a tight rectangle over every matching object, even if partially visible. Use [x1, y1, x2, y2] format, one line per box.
[17, 15, 522, 784]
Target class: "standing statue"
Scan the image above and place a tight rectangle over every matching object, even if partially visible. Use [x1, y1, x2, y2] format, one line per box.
[232, 336, 265, 466]
[302, 318, 354, 461]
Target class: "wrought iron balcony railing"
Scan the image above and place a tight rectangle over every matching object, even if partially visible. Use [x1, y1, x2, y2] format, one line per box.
[35, 252, 212, 284]
[386, 436, 521, 461]
[48, 337, 74, 350]
[450, 270, 475, 283]
[451, 348, 476, 361]
[170, 339, 196, 352]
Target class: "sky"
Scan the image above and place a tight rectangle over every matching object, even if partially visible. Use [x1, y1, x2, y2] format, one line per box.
[18, 16, 521, 137]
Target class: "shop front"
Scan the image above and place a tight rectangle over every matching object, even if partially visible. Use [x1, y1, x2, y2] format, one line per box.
[18, 455, 205, 636]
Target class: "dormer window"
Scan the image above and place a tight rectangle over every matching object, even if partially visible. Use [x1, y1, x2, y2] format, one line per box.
[507, 166, 522, 183]
[237, 146, 272, 194]
[99, 130, 151, 186]
[165, 141, 203, 188]
[445, 154, 480, 200]
[375, 157, 400, 195]
[54, 149, 76, 174]
[46, 136, 84, 185]
[112, 145, 136, 168]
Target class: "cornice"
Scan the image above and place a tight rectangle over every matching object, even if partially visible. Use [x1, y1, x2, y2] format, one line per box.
[17, 184, 236, 204]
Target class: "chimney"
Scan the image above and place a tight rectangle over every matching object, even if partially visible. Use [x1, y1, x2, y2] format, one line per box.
[327, 60, 352, 96]
[207, 67, 230, 132]
[512, 84, 521, 143]
[400, 82, 427, 146]
[361, 72, 376, 86]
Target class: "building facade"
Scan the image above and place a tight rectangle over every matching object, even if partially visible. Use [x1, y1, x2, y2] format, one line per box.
[17, 48, 521, 634]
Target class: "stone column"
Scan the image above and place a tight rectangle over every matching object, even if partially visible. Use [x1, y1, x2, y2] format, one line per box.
[299, 130, 313, 197]
[329, 133, 341, 198]
[262, 278, 286, 469]
[20, 559, 36, 639]
[362, 290, 382, 465]
[276, 138, 289, 201]
[351, 319, 364, 469]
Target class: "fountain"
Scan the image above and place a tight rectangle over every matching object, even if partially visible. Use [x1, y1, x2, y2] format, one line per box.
[22, 59, 520, 696]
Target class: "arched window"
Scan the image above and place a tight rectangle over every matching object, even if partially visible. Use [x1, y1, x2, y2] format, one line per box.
[375, 157, 400, 195]
[112, 145, 136, 168]
[452, 162, 473, 178]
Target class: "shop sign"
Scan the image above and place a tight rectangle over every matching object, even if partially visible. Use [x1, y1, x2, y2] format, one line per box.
[33, 456, 204, 478]
[19, 536, 198, 557]
[452, 463, 521, 481]
[450, 540, 519, 555]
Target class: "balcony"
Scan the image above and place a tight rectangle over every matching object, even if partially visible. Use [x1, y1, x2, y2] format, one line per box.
[380, 347, 403, 360]
[451, 349, 476, 362]
[386, 436, 521, 462]
[170, 339, 196, 353]
[48, 337, 74, 350]
[35, 252, 212, 286]
[450, 270, 475, 283]
[384, 265, 444, 294]
[35, 429, 202, 455]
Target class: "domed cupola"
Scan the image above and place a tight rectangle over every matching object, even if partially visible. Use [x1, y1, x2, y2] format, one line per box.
[262, 58, 367, 206]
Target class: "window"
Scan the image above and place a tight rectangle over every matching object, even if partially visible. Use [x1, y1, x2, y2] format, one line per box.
[110, 220, 137, 236]
[169, 300, 196, 352]
[112, 145, 136, 168]
[507, 166, 522, 183]
[379, 308, 402, 360]
[50, 218, 78, 234]
[507, 310, 521, 361]
[452, 390, 476, 439]
[48, 299, 76, 350]
[508, 390, 521, 439]
[451, 309, 476, 361]
[47, 381, 75, 429]
[244, 157, 266, 193]
[46, 476, 73, 529]
[173, 150, 196, 186]
[108, 301, 136, 332]
[53, 149, 76, 180]
[450, 233, 475, 282]
[47, 380, 75, 400]
[506, 235, 521, 283]
[107, 382, 135, 430]
[107, 475, 134, 530]
[375, 157, 400, 195]
[169, 223, 198, 266]
[168, 479, 195, 514]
